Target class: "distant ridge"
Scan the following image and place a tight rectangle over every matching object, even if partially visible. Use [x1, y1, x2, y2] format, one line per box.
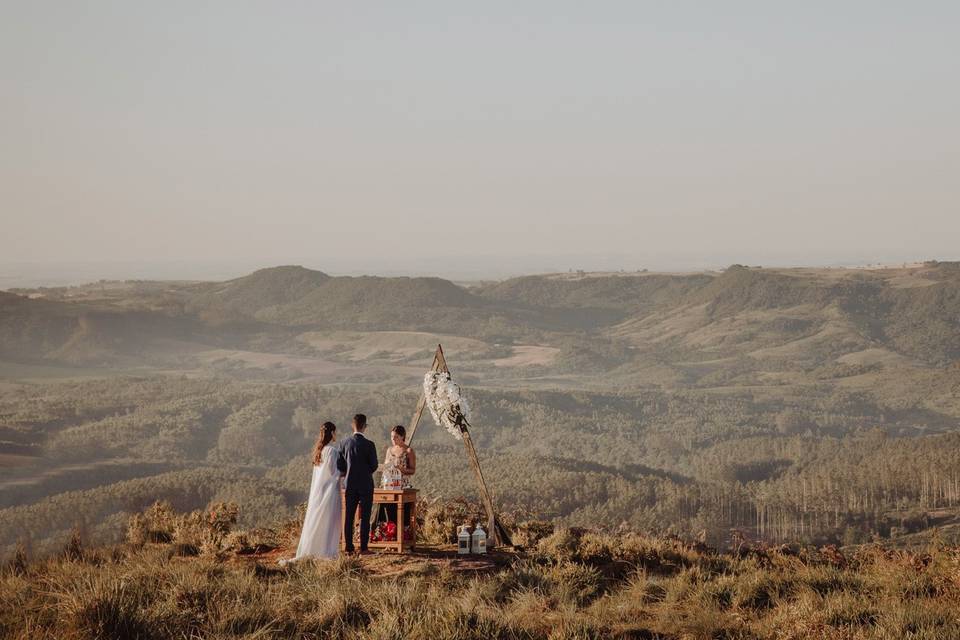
[186, 267, 488, 329]
[0, 292, 203, 365]
[3, 262, 959, 367]
[230, 264, 329, 285]
[187, 265, 331, 320]
[476, 272, 712, 314]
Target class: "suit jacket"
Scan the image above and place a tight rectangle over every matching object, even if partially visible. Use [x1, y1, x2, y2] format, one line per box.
[338, 432, 378, 495]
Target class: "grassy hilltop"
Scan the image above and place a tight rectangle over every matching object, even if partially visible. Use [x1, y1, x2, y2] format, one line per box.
[3, 499, 960, 640]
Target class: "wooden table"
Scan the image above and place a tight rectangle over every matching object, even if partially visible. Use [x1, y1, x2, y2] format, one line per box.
[341, 489, 417, 553]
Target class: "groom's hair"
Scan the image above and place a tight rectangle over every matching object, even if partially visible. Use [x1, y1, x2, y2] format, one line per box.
[353, 414, 367, 430]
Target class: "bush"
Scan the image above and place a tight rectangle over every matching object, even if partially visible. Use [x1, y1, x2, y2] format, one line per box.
[418, 498, 485, 545]
[7, 543, 27, 576]
[511, 520, 555, 549]
[124, 501, 240, 556]
[62, 528, 84, 562]
[126, 514, 148, 547]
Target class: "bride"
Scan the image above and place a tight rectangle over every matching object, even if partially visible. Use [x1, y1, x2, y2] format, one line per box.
[280, 421, 343, 563]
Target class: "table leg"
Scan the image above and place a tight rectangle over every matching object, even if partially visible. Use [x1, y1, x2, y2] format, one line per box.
[397, 499, 404, 552]
[410, 500, 417, 550]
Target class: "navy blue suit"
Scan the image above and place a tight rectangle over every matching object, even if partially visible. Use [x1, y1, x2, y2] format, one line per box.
[338, 432, 378, 551]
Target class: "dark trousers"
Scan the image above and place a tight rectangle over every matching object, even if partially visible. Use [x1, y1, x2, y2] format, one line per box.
[343, 489, 373, 551]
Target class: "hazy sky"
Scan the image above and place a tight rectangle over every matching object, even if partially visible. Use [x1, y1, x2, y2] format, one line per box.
[2, 2, 959, 279]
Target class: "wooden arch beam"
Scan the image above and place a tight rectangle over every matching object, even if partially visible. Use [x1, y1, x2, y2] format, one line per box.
[407, 344, 511, 547]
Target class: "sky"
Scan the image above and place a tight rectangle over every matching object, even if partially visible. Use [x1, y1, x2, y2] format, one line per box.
[2, 2, 959, 283]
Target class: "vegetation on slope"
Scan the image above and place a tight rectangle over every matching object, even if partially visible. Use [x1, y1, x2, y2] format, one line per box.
[3, 264, 960, 566]
[4, 375, 960, 560]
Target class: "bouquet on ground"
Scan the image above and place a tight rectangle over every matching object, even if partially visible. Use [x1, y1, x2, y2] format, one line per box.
[370, 521, 398, 542]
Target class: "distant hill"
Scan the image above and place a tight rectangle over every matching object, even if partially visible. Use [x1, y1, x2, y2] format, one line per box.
[184, 265, 331, 324]
[0, 292, 136, 364]
[877, 277, 960, 364]
[476, 272, 712, 314]
[0, 291, 221, 366]
[180, 266, 495, 330]
[3, 262, 959, 369]
[0, 291, 79, 361]
[275, 274, 486, 328]
[177, 267, 624, 337]
[676, 264, 960, 365]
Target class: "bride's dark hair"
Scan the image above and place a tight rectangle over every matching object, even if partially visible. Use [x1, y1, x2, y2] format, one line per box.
[312, 421, 336, 465]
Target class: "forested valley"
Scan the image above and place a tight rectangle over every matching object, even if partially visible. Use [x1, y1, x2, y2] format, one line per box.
[2, 262, 960, 559]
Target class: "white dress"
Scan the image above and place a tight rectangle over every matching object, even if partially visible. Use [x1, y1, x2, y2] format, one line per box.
[291, 446, 343, 561]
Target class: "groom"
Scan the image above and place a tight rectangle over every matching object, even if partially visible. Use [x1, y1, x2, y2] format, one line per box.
[338, 413, 378, 555]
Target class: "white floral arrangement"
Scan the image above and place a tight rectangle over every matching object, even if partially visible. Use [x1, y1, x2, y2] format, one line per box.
[423, 371, 471, 440]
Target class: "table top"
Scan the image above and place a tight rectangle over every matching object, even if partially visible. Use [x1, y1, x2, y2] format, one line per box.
[372, 488, 418, 503]
[342, 488, 418, 499]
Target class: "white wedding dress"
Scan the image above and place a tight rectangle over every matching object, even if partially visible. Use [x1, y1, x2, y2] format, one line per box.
[288, 446, 343, 561]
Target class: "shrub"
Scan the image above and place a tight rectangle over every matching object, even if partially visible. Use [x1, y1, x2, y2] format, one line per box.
[418, 498, 485, 545]
[511, 520, 555, 549]
[62, 528, 84, 562]
[8, 543, 28, 576]
[536, 528, 583, 562]
[126, 514, 148, 547]
[221, 531, 253, 554]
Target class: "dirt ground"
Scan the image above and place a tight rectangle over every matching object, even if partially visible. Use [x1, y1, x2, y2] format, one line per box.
[240, 544, 517, 578]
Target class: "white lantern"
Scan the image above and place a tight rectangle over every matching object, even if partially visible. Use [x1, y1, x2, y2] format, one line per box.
[457, 524, 471, 555]
[471, 524, 487, 554]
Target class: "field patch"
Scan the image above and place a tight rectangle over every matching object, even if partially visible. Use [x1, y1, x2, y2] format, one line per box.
[298, 330, 489, 362]
[492, 345, 560, 367]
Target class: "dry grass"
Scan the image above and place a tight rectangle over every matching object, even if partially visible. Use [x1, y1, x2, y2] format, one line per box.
[3, 504, 960, 639]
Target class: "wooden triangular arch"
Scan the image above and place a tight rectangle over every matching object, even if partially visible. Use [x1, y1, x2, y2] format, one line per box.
[407, 344, 512, 547]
